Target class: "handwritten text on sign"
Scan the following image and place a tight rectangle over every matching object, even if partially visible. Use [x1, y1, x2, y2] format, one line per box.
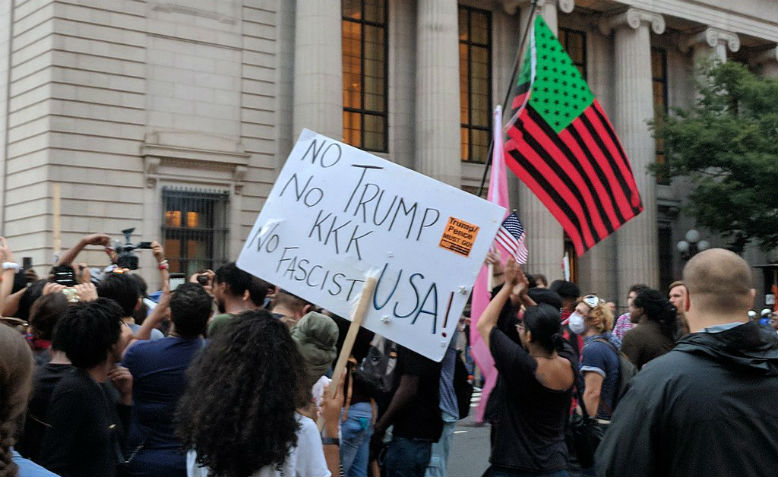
[237, 130, 505, 361]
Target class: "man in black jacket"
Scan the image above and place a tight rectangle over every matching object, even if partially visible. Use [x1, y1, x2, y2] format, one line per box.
[595, 248, 778, 477]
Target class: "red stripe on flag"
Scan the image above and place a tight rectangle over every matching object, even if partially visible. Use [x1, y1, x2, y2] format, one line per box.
[509, 118, 597, 249]
[516, 111, 610, 241]
[556, 128, 623, 231]
[586, 103, 643, 211]
[512, 92, 529, 110]
[496, 228, 517, 246]
[495, 235, 518, 258]
[557, 128, 630, 227]
[569, 119, 637, 220]
[504, 138, 587, 255]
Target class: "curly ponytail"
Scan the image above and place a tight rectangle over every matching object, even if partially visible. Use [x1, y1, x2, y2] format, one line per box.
[634, 288, 678, 340]
[0, 325, 34, 477]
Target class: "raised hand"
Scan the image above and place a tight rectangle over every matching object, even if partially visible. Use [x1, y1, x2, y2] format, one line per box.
[82, 233, 111, 246]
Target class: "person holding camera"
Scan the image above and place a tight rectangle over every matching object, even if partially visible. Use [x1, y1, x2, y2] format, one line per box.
[97, 241, 169, 343]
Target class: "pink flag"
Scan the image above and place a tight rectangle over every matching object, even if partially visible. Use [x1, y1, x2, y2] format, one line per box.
[469, 105, 509, 423]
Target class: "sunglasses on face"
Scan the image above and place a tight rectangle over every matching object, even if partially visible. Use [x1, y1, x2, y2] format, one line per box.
[583, 294, 600, 308]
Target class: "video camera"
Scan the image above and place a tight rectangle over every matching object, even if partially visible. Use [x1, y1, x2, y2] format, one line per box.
[115, 227, 152, 270]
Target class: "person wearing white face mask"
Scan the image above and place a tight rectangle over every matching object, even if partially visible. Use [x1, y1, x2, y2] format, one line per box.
[573, 295, 621, 476]
[574, 295, 621, 420]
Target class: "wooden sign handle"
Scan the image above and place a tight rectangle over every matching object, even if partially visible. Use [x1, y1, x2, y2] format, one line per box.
[319, 276, 377, 430]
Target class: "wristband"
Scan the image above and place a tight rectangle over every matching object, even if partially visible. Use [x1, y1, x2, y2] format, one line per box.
[158, 259, 169, 270]
[2, 262, 19, 271]
[321, 437, 339, 446]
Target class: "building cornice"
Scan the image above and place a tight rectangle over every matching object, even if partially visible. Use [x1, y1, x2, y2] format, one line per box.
[599, 7, 666, 35]
[612, 0, 778, 43]
[680, 27, 740, 53]
[501, 0, 574, 16]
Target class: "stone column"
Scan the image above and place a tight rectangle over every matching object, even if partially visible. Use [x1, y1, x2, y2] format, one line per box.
[415, 0, 460, 187]
[514, 0, 574, 281]
[601, 8, 665, 291]
[682, 27, 740, 67]
[293, 0, 342, 140]
[389, 0, 416, 169]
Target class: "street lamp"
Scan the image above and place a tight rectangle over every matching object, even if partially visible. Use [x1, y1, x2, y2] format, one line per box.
[677, 229, 710, 260]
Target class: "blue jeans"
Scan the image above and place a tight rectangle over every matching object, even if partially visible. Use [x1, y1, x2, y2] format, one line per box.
[425, 411, 458, 476]
[465, 345, 475, 376]
[340, 402, 373, 477]
[384, 436, 433, 477]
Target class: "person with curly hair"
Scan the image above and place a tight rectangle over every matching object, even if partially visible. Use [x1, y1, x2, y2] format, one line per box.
[573, 294, 621, 421]
[621, 288, 678, 369]
[178, 310, 341, 477]
[0, 324, 58, 477]
[39, 298, 134, 477]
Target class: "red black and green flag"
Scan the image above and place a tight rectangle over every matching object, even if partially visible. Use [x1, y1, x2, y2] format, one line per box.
[504, 15, 643, 255]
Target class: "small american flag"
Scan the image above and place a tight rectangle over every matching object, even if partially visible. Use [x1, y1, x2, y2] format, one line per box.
[495, 212, 528, 264]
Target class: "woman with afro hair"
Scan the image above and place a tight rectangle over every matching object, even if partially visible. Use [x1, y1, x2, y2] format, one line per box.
[178, 309, 342, 477]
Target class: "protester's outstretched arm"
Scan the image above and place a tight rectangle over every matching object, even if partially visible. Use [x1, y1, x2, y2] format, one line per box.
[2, 288, 24, 317]
[56, 233, 111, 266]
[151, 241, 170, 296]
[320, 380, 343, 477]
[124, 289, 169, 357]
[0, 237, 18, 308]
[122, 241, 170, 355]
[477, 259, 526, 349]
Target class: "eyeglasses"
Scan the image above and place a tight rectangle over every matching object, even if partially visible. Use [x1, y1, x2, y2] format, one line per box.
[583, 294, 600, 308]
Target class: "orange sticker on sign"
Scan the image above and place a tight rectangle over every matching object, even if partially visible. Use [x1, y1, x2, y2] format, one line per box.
[439, 217, 480, 257]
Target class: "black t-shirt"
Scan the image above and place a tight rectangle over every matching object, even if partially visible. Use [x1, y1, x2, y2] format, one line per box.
[488, 328, 577, 473]
[16, 363, 74, 460]
[40, 368, 130, 477]
[391, 346, 443, 442]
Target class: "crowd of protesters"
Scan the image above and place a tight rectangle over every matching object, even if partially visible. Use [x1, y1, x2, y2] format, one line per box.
[0, 231, 777, 477]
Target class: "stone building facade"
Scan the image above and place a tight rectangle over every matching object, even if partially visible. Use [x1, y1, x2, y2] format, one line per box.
[0, 0, 776, 305]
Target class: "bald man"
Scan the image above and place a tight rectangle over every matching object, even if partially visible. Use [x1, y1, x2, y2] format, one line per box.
[596, 249, 778, 477]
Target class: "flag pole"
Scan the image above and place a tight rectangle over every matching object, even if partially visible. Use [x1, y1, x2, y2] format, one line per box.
[477, 0, 538, 197]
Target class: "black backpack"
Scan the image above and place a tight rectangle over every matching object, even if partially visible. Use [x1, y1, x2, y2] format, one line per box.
[594, 338, 637, 410]
[353, 335, 398, 397]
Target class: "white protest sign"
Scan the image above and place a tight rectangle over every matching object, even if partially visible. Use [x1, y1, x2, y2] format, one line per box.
[237, 129, 505, 361]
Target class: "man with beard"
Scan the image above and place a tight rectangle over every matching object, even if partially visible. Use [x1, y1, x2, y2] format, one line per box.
[206, 262, 255, 337]
[668, 280, 690, 337]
